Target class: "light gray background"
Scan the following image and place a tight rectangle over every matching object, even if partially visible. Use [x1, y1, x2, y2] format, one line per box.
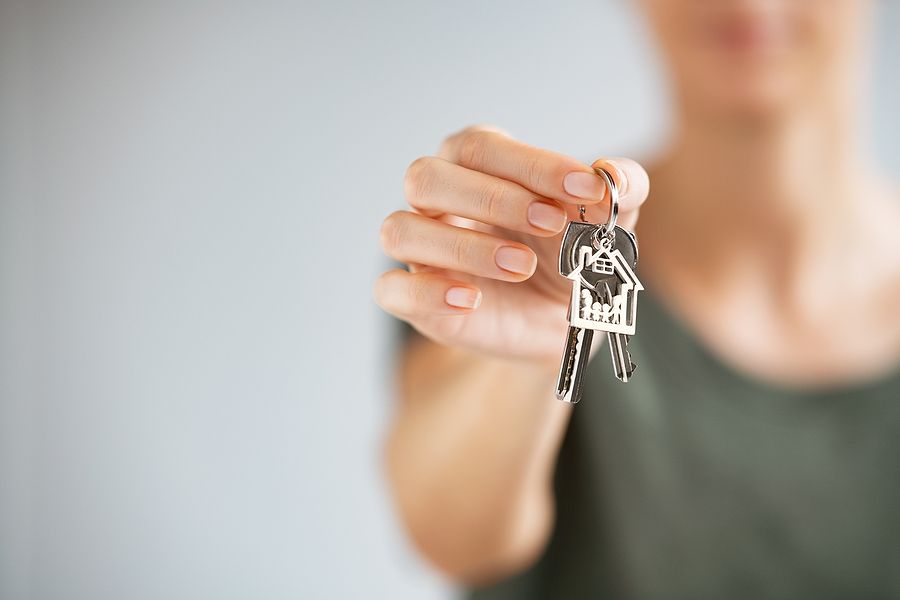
[1, 1, 898, 599]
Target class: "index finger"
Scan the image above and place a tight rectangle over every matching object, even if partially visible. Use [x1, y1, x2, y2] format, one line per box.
[439, 127, 648, 211]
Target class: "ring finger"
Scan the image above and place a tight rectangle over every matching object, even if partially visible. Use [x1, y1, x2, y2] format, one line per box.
[380, 211, 538, 282]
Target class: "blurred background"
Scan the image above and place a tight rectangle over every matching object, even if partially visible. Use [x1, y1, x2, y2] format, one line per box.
[1, 1, 898, 599]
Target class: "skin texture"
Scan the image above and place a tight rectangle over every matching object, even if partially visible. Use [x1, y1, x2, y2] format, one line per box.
[375, 0, 900, 585]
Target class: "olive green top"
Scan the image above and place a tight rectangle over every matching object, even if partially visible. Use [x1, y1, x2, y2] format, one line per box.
[469, 291, 900, 600]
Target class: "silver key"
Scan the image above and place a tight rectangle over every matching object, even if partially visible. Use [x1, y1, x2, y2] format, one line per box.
[555, 218, 643, 402]
[601, 282, 636, 382]
[608, 331, 636, 382]
[554, 220, 598, 403]
[555, 325, 593, 403]
[601, 228, 640, 383]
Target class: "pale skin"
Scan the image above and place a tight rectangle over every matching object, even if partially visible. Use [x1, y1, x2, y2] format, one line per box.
[375, 0, 900, 585]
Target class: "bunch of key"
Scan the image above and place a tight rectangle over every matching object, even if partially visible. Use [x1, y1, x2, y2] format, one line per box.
[555, 169, 644, 403]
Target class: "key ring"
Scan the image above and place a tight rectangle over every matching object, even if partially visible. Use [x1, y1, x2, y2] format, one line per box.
[578, 166, 618, 248]
[594, 166, 618, 235]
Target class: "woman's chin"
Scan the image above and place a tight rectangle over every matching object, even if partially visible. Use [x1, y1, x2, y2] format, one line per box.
[688, 76, 810, 123]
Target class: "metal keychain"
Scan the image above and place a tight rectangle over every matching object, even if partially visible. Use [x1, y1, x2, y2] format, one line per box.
[555, 167, 643, 403]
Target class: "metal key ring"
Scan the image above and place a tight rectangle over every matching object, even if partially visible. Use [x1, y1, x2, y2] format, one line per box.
[577, 167, 619, 234]
[593, 166, 618, 235]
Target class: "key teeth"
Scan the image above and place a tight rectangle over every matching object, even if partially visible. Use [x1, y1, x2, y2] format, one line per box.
[556, 326, 592, 404]
[556, 334, 579, 396]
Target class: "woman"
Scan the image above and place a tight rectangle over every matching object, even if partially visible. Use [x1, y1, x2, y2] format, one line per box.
[375, 1, 900, 597]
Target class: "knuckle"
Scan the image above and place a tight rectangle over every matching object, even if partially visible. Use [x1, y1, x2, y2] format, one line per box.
[404, 156, 436, 202]
[438, 129, 465, 159]
[437, 135, 455, 159]
[521, 153, 547, 190]
[406, 275, 431, 306]
[473, 181, 507, 223]
[446, 234, 473, 267]
[454, 129, 494, 168]
[379, 211, 409, 254]
[441, 124, 485, 150]
[372, 272, 393, 308]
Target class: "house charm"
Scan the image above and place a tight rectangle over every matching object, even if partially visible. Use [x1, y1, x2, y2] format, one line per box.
[558, 222, 643, 335]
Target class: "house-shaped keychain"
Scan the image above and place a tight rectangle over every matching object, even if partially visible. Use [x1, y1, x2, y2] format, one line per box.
[558, 222, 643, 335]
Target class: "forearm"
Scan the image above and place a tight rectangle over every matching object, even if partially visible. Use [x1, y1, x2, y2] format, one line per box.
[384, 336, 571, 584]
[375, 128, 648, 583]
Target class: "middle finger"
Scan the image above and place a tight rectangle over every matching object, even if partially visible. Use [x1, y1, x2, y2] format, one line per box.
[380, 211, 538, 282]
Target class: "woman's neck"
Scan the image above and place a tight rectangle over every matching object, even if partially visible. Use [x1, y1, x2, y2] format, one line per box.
[641, 95, 899, 274]
[636, 99, 900, 386]
[655, 103, 869, 235]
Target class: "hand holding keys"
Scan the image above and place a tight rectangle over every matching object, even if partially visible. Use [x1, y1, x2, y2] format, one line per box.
[376, 127, 649, 373]
[556, 168, 644, 403]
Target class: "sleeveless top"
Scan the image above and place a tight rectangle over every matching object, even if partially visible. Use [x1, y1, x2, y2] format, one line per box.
[468, 291, 900, 600]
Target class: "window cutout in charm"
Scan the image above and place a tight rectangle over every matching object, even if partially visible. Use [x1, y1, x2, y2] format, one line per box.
[591, 257, 614, 275]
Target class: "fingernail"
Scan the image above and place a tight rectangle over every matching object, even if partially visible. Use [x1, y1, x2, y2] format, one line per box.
[527, 202, 567, 232]
[495, 246, 536, 275]
[445, 287, 482, 309]
[563, 171, 605, 200]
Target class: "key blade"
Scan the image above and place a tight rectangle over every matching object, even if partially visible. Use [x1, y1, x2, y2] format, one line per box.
[556, 326, 593, 403]
[607, 332, 636, 382]
[599, 282, 636, 383]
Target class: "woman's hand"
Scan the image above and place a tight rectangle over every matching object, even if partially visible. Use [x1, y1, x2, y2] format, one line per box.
[375, 126, 650, 364]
